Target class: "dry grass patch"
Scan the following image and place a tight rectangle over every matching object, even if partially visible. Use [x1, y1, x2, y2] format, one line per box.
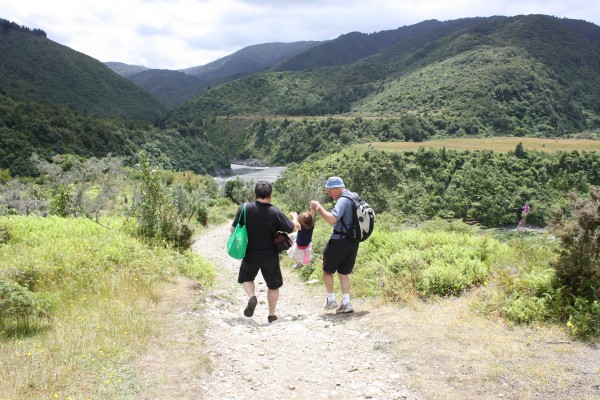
[363, 137, 600, 153]
[367, 292, 600, 400]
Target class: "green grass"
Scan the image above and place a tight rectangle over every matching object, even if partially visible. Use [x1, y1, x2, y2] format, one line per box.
[0, 215, 214, 399]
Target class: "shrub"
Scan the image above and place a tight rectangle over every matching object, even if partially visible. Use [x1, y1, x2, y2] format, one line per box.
[159, 209, 194, 252]
[0, 280, 50, 330]
[224, 177, 255, 204]
[549, 185, 600, 336]
[134, 152, 196, 251]
[550, 186, 600, 298]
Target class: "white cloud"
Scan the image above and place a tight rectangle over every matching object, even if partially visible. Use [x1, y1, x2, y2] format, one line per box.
[1, 0, 599, 69]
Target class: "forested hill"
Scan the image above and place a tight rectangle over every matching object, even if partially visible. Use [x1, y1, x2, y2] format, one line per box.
[169, 15, 600, 142]
[0, 19, 167, 121]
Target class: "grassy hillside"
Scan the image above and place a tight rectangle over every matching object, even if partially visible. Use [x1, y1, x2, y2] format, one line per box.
[169, 15, 600, 147]
[0, 21, 167, 120]
[353, 46, 571, 134]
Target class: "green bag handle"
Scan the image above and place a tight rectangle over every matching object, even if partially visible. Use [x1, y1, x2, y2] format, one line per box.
[227, 203, 248, 260]
[240, 202, 246, 227]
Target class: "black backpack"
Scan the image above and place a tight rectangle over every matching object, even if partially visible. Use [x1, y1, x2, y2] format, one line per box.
[339, 193, 375, 242]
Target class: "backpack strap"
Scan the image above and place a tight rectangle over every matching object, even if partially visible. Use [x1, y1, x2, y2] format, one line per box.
[336, 193, 356, 237]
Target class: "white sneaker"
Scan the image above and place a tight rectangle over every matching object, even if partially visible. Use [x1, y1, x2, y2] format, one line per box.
[324, 298, 338, 310]
[292, 263, 304, 269]
[336, 302, 354, 314]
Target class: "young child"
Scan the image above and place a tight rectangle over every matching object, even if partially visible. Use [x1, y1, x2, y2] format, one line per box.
[287, 210, 314, 268]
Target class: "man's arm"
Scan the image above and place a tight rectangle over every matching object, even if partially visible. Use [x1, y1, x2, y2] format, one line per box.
[310, 200, 337, 225]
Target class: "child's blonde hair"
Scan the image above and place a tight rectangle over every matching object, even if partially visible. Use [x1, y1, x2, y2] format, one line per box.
[298, 211, 314, 229]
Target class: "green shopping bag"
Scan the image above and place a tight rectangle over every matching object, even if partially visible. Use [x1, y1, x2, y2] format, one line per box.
[227, 203, 248, 259]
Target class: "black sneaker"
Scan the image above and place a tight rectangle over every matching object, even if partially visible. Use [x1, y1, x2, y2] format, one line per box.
[244, 296, 257, 317]
[268, 315, 278, 323]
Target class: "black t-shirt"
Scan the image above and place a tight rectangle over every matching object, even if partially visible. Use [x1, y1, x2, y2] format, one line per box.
[232, 201, 295, 261]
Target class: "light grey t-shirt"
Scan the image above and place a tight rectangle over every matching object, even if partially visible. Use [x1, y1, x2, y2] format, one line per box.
[330, 189, 354, 239]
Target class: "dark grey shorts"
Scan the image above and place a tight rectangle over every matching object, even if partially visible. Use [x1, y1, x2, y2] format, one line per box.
[238, 256, 283, 289]
[323, 238, 359, 275]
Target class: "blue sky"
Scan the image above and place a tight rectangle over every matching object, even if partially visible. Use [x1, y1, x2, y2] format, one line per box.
[2, 0, 599, 70]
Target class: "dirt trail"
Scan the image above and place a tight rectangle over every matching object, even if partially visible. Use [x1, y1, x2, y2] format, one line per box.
[189, 224, 418, 400]
[135, 224, 600, 400]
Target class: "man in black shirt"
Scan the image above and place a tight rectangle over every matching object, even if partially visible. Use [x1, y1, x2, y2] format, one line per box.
[230, 181, 298, 323]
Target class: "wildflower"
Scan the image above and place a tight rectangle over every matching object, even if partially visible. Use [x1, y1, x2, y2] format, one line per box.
[523, 202, 530, 215]
[518, 201, 531, 228]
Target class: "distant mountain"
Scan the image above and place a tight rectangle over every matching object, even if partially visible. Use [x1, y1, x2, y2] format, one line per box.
[111, 41, 322, 106]
[126, 69, 203, 106]
[104, 61, 150, 77]
[181, 41, 322, 78]
[0, 20, 166, 120]
[164, 15, 600, 164]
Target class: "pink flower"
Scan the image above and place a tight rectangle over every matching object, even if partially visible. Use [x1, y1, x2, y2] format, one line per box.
[522, 202, 530, 216]
[518, 202, 530, 229]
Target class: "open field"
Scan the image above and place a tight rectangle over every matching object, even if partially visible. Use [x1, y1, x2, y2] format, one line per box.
[362, 137, 600, 153]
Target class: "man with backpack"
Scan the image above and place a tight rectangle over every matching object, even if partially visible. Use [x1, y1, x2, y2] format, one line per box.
[311, 176, 367, 314]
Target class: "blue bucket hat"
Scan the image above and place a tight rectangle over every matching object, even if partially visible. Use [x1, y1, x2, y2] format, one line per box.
[324, 176, 345, 188]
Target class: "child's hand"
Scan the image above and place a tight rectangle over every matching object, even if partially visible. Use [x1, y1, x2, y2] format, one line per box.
[310, 201, 319, 211]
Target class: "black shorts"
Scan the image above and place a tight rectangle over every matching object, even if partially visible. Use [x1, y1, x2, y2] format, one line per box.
[238, 256, 283, 289]
[323, 238, 359, 275]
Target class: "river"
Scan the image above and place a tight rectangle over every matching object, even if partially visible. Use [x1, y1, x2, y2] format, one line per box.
[215, 164, 286, 183]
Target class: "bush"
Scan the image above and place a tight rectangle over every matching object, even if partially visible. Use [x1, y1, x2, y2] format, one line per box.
[224, 177, 255, 204]
[159, 209, 194, 251]
[549, 185, 600, 336]
[134, 152, 196, 251]
[550, 186, 600, 299]
[0, 280, 50, 330]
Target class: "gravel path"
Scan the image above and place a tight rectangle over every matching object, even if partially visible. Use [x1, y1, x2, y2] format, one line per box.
[191, 224, 419, 400]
